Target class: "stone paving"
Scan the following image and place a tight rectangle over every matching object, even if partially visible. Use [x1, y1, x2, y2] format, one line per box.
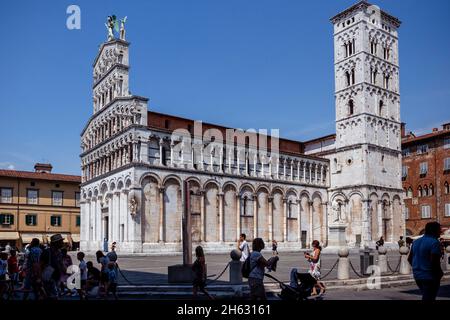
[71, 250, 406, 285]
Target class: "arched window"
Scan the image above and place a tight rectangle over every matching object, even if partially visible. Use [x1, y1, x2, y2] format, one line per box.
[407, 187, 413, 198]
[348, 99, 354, 115]
[351, 69, 355, 85]
[379, 101, 384, 116]
[418, 186, 423, 197]
[445, 181, 449, 194]
[346, 71, 351, 86]
[423, 185, 428, 197]
[429, 184, 434, 196]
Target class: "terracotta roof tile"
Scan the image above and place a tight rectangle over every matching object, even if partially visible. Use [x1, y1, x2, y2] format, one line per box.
[0, 170, 81, 183]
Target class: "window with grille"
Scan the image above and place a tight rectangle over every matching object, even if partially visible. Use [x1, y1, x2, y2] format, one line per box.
[419, 162, 428, 175]
[26, 214, 37, 226]
[51, 215, 62, 227]
[76, 215, 81, 227]
[444, 158, 450, 171]
[0, 188, 12, 203]
[52, 191, 63, 206]
[75, 192, 80, 207]
[417, 144, 428, 154]
[27, 189, 38, 205]
[402, 166, 408, 178]
[445, 204, 450, 217]
[421, 205, 431, 219]
[0, 214, 14, 225]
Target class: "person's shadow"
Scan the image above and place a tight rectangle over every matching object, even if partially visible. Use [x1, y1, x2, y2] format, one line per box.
[400, 284, 450, 299]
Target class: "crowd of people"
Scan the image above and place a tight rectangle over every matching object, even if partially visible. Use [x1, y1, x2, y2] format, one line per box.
[0, 235, 119, 301]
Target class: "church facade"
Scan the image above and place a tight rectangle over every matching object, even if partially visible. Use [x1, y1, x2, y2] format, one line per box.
[80, 1, 405, 253]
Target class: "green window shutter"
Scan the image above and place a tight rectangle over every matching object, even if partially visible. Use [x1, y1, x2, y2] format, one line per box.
[10, 215, 14, 225]
[0, 214, 4, 224]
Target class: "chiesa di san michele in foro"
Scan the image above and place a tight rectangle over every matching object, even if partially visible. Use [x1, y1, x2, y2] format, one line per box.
[79, 1, 406, 254]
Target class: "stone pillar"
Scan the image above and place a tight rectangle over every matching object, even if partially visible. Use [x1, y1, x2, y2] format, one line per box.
[309, 164, 312, 184]
[377, 200, 383, 240]
[377, 246, 388, 273]
[158, 187, 165, 242]
[200, 190, 205, 241]
[283, 198, 287, 242]
[276, 157, 279, 179]
[362, 199, 371, 246]
[159, 138, 164, 165]
[268, 196, 273, 242]
[219, 149, 223, 173]
[269, 157, 272, 178]
[236, 195, 241, 241]
[236, 149, 240, 175]
[108, 194, 113, 242]
[290, 160, 294, 181]
[113, 191, 121, 243]
[303, 162, 307, 183]
[399, 246, 411, 275]
[218, 192, 224, 242]
[229, 249, 243, 285]
[308, 200, 313, 247]
[337, 247, 350, 280]
[170, 141, 174, 167]
[253, 153, 257, 177]
[297, 161, 300, 182]
[283, 158, 286, 180]
[253, 193, 258, 239]
[297, 199, 302, 244]
[228, 148, 232, 174]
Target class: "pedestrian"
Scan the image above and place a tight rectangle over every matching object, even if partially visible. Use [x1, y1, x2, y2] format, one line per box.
[408, 221, 443, 301]
[248, 238, 271, 301]
[40, 234, 65, 300]
[7, 249, 19, 286]
[86, 261, 101, 293]
[0, 252, 8, 300]
[96, 250, 110, 298]
[272, 240, 278, 256]
[192, 245, 213, 300]
[4, 243, 12, 254]
[60, 248, 73, 295]
[22, 238, 43, 300]
[106, 262, 118, 300]
[304, 240, 326, 295]
[376, 236, 384, 250]
[398, 236, 405, 248]
[77, 252, 87, 300]
[238, 233, 250, 262]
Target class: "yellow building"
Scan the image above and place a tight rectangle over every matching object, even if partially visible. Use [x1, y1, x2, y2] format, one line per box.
[0, 163, 81, 250]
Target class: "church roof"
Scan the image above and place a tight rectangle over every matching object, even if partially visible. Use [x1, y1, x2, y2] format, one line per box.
[0, 169, 81, 183]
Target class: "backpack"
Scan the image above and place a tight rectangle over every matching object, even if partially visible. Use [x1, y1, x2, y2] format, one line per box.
[241, 254, 257, 278]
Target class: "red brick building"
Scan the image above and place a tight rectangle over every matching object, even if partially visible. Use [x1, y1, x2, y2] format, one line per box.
[402, 123, 450, 236]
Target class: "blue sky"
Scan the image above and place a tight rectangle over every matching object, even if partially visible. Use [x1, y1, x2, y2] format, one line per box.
[0, 0, 449, 175]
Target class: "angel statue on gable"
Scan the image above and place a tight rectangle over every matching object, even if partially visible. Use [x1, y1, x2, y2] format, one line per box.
[105, 15, 127, 41]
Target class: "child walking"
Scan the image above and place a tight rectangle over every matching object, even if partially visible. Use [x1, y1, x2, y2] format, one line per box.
[77, 252, 87, 300]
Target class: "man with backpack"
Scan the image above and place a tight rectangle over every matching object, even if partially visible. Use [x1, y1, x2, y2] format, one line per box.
[238, 234, 250, 262]
[242, 238, 271, 300]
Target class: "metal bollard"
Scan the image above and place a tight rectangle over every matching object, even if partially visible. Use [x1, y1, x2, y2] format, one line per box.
[399, 246, 411, 275]
[229, 249, 243, 284]
[377, 246, 388, 273]
[337, 247, 350, 280]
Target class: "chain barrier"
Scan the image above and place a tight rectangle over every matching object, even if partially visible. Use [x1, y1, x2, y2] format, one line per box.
[206, 262, 230, 285]
[320, 259, 339, 280]
[348, 260, 370, 278]
[117, 264, 137, 286]
[386, 256, 402, 274]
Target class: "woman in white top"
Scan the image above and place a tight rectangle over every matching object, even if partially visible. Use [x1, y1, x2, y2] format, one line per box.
[303, 240, 326, 295]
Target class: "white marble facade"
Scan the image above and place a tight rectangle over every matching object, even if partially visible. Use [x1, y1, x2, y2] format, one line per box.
[80, 1, 405, 253]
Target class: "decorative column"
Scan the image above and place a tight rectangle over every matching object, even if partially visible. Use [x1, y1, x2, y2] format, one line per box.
[377, 200, 383, 240]
[236, 149, 240, 175]
[200, 144, 205, 171]
[276, 157, 279, 179]
[158, 187, 165, 242]
[283, 198, 287, 242]
[283, 158, 286, 180]
[309, 164, 312, 184]
[297, 161, 301, 182]
[219, 149, 223, 173]
[362, 199, 372, 246]
[269, 157, 272, 178]
[236, 194, 241, 241]
[260, 157, 265, 178]
[159, 138, 164, 165]
[297, 199, 302, 244]
[170, 141, 174, 167]
[253, 193, 258, 239]
[268, 196, 273, 242]
[253, 153, 257, 177]
[209, 149, 214, 172]
[308, 200, 313, 247]
[200, 190, 205, 242]
[303, 162, 307, 183]
[218, 192, 224, 242]
[227, 148, 232, 173]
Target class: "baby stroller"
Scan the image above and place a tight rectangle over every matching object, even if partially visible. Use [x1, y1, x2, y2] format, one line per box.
[265, 268, 323, 301]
